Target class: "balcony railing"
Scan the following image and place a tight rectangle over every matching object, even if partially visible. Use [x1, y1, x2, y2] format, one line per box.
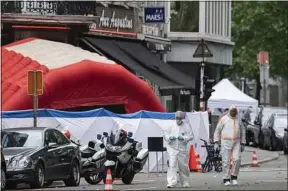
[1, 1, 97, 16]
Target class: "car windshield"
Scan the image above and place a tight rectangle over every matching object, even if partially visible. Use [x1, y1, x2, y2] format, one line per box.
[1, 130, 43, 148]
[273, 116, 288, 137]
[262, 107, 286, 124]
[274, 116, 288, 130]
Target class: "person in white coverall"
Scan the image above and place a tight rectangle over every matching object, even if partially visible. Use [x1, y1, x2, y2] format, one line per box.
[164, 111, 193, 188]
[214, 105, 246, 186]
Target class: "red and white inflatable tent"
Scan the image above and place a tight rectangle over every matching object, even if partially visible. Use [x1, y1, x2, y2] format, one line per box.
[1, 38, 165, 113]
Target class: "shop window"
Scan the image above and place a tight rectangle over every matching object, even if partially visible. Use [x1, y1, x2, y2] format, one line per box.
[170, 1, 199, 32]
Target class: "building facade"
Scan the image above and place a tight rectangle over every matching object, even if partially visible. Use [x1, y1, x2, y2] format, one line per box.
[163, 1, 234, 111]
[1, 1, 194, 112]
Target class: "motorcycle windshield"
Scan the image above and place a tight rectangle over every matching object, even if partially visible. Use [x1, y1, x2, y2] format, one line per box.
[108, 129, 127, 147]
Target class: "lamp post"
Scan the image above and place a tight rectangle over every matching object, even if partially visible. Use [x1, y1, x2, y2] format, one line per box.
[257, 51, 269, 106]
[193, 39, 213, 111]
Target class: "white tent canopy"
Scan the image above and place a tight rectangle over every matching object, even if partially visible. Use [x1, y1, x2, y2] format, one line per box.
[208, 78, 258, 110]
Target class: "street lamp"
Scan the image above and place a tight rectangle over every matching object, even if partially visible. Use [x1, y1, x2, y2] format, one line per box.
[193, 39, 213, 111]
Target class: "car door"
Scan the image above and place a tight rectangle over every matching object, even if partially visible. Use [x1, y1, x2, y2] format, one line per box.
[268, 116, 275, 136]
[51, 129, 75, 177]
[43, 129, 63, 179]
[265, 116, 274, 146]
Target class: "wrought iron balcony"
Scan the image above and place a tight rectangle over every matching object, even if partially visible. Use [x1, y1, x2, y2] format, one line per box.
[1, 1, 97, 16]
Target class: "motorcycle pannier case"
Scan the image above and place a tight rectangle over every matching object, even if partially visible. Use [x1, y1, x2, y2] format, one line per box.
[133, 149, 149, 172]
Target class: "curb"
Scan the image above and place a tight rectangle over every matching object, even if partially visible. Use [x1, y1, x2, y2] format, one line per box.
[240, 152, 279, 167]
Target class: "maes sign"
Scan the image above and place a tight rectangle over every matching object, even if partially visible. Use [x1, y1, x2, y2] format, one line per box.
[89, 6, 134, 32]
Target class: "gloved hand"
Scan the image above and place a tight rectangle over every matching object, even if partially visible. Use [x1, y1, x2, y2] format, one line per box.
[241, 144, 245, 152]
[178, 136, 185, 141]
[214, 143, 220, 152]
[169, 136, 176, 141]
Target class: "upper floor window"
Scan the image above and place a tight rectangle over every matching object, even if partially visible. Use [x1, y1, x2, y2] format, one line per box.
[170, 1, 199, 32]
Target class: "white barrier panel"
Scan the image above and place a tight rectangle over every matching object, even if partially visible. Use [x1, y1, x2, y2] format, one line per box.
[1, 108, 209, 172]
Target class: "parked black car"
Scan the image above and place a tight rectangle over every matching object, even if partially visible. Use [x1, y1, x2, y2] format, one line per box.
[1, 127, 81, 189]
[244, 107, 286, 148]
[283, 128, 288, 155]
[1, 147, 7, 190]
[259, 113, 287, 151]
[241, 106, 260, 146]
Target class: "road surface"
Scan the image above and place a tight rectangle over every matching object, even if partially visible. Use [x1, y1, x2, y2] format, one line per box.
[10, 153, 287, 190]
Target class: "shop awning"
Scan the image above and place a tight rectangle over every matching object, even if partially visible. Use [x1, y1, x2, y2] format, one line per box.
[81, 36, 194, 95]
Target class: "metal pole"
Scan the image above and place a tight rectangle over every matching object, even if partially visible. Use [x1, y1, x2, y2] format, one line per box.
[147, 152, 150, 177]
[263, 79, 266, 106]
[200, 62, 205, 111]
[199, 39, 205, 111]
[156, 152, 159, 176]
[241, 77, 245, 92]
[161, 151, 164, 175]
[33, 70, 38, 128]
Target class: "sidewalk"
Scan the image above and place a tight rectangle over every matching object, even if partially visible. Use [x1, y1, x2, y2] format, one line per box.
[240, 146, 279, 167]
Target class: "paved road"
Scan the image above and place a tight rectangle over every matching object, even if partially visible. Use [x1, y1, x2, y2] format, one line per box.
[241, 146, 279, 166]
[10, 153, 287, 190]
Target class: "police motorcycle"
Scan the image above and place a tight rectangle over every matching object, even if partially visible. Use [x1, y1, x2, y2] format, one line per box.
[102, 129, 149, 184]
[79, 134, 106, 185]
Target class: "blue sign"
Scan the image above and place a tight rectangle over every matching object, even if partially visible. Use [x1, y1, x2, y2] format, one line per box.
[144, 7, 165, 24]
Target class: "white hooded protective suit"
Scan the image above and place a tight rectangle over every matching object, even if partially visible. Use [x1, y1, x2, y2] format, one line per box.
[164, 114, 193, 187]
[214, 107, 246, 182]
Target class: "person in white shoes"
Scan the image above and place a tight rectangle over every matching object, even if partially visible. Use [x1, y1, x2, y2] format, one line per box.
[164, 111, 194, 188]
[214, 105, 246, 186]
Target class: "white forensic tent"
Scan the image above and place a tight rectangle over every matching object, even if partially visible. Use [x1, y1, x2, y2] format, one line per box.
[208, 78, 258, 110]
[1, 108, 210, 173]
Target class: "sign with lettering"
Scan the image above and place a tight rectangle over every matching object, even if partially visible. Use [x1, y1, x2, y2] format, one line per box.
[99, 9, 133, 29]
[142, 24, 160, 36]
[89, 5, 135, 33]
[180, 89, 191, 95]
[144, 7, 165, 24]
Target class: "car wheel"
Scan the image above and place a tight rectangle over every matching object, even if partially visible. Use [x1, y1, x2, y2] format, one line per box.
[30, 162, 45, 188]
[271, 136, 278, 151]
[1, 167, 6, 190]
[43, 180, 53, 187]
[263, 136, 269, 150]
[284, 147, 288, 155]
[84, 172, 103, 185]
[259, 134, 264, 149]
[245, 131, 253, 146]
[64, 160, 80, 186]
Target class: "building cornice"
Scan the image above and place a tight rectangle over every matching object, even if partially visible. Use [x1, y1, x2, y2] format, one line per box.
[167, 32, 235, 46]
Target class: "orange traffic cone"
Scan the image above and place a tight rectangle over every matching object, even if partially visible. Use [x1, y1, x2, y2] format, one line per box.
[188, 145, 197, 171]
[196, 154, 202, 172]
[251, 151, 259, 167]
[104, 168, 113, 191]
